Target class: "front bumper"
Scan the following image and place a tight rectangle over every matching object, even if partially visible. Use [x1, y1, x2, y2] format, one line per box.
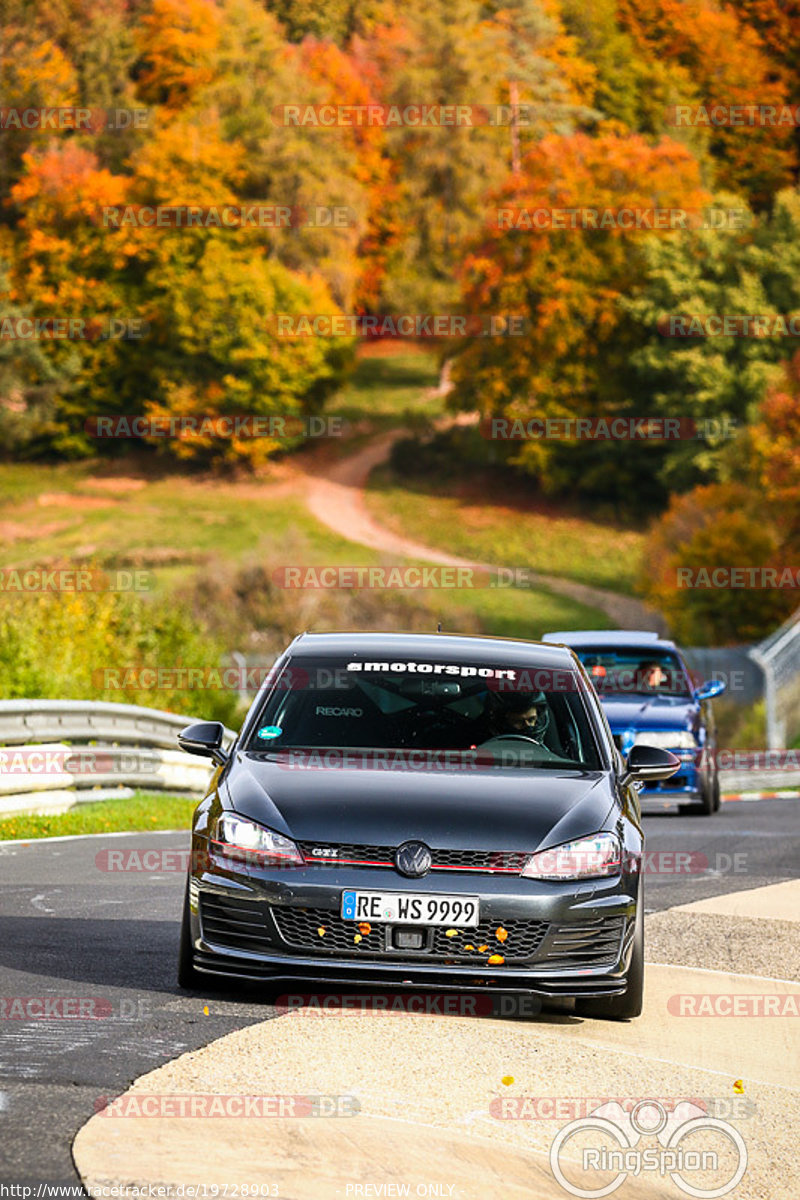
[187, 839, 639, 998]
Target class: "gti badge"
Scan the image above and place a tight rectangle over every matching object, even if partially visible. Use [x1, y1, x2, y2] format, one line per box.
[394, 840, 432, 878]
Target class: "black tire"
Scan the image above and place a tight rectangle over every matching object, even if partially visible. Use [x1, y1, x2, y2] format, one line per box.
[575, 890, 644, 1021]
[177, 880, 201, 989]
[680, 775, 716, 816]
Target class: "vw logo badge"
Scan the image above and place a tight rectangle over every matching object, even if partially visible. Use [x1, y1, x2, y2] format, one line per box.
[394, 840, 432, 878]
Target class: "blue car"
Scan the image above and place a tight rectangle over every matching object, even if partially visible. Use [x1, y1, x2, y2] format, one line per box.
[542, 631, 725, 815]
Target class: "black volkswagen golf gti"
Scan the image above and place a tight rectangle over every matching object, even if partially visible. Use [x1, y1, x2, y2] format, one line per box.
[176, 632, 679, 1019]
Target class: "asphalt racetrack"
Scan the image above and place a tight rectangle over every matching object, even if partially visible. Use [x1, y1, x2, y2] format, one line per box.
[1, 795, 798, 1191]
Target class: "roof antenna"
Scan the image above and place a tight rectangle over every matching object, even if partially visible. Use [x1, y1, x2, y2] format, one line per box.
[437, 622, 442, 633]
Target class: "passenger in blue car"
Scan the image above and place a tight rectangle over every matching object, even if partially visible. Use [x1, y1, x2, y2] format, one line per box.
[636, 661, 669, 691]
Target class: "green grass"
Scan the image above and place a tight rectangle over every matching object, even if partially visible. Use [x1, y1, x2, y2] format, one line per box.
[327, 349, 444, 428]
[421, 569, 612, 638]
[0, 351, 614, 644]
[0, 790, 197, 840]
[0, 355, 443, 578]
[366, 467, 646, 595]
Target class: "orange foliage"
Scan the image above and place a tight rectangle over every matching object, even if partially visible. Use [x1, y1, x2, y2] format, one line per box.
[751, 352, 800, 554]
[11, 144, 127, 223]
[135, 0, 222, 107]
[617, 0, 796, 202]
[294, 35, 402, 310]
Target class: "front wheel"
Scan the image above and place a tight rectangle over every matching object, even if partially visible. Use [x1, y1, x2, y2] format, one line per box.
[680, 775, 716, 816]
[575, 892, 643, 1021]
[177, 879, 201, 989]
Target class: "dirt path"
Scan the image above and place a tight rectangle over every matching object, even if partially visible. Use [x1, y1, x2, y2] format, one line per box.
[301, 428, 667, 632]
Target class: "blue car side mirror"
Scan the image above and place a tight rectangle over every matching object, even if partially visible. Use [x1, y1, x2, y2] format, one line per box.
[695, 679, 726, 701]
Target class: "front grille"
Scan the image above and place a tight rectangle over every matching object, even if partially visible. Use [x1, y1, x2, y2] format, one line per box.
[430, 919, 548, 960]
[298, 842, 528, 874]
[199, 893, 272, 953]
[274, 906, 385, 955]
[200, 894, 626, 973]
[272, 906, 548, 963]
[650, 774, 690, 791]
[541, 916, 626, 969]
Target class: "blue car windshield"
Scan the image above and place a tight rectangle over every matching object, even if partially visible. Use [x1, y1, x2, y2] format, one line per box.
[576, 648, 692, 698]
[244, 656, 604, 770]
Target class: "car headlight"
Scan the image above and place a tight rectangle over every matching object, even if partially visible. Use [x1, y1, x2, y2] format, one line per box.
[211, 814, 304, 866]
[520, 833, 622, 880]
[634, 730, 698, 751]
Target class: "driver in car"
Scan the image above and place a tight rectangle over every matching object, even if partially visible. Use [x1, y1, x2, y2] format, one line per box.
[636, 660, 669, 691]
[469, 689, 551, 746]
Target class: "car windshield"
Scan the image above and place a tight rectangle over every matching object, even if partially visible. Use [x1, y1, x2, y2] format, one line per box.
[575, 648, 692, 698]
[244, 656, 604, 770]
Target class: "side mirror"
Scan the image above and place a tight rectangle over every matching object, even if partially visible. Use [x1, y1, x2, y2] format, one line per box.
[621, 744, 680, 788]
[695, 679, 726, 701]
[178, 721, 228, 766]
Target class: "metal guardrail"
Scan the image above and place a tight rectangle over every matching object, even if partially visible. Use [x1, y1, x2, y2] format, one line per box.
[0, 698, 225, 749]
[0, 700, 236, 817]
[749, 606, 800, 750]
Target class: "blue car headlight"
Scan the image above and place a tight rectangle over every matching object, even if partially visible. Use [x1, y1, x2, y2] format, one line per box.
[633, 730, 699, 760]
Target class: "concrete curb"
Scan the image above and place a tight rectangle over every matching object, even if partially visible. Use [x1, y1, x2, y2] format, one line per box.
[73, 884, 800, 1200]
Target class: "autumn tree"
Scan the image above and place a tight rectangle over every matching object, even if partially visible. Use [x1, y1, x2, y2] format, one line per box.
[636, 483, 795, 644]
[621, 188, 800, 490]
[447, 130, 709, 504]
[750, 351, 800, 556]
[359, 0, 598, 311]
[617, 0, 796, 206]
[0, 20, 78, 203]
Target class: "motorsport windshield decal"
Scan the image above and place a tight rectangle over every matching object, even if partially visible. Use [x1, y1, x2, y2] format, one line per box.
[346, 661, 516, 678]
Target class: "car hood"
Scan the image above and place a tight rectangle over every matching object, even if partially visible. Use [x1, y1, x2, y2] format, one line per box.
[223, 753, 615, 853]
[600, 694, 698, 733]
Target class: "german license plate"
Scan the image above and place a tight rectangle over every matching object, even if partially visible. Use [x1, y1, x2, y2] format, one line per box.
[340, 890, 479, 926]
